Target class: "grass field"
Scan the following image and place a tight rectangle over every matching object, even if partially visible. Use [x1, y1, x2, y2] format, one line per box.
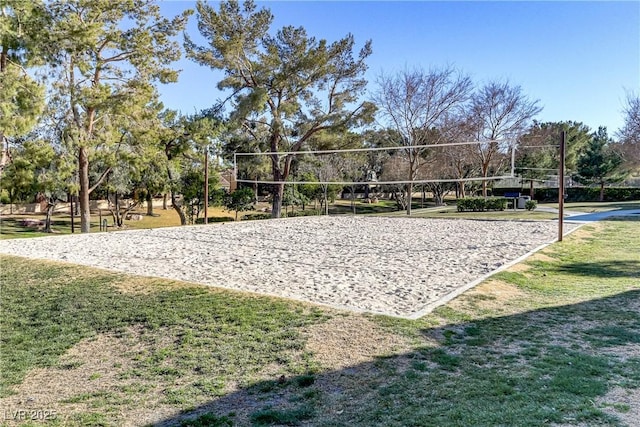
[1, 216, 638, 426]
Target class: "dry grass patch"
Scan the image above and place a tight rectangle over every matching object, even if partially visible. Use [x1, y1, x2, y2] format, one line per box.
[110, 276, 195, 295]
[447, 279, 528, 314]
[304, 315, 414, 370]
[509, 252, 557, 273]
[597, 387, 640, 426]
[0, 327, 180, 427]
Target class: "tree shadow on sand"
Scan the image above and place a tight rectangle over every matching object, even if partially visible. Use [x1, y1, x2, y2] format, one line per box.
[155, 289, 640, 427]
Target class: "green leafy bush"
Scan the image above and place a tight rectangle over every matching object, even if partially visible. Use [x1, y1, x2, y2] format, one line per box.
[457, 198, 506, 212]
[283, 210, 321, 218]
[525, 200, 538, 211]
[195, 216, 235, 224]
[241, 213, 272, 221]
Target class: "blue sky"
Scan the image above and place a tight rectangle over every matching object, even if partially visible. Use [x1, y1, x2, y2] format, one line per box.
[158, 1, 640, 136]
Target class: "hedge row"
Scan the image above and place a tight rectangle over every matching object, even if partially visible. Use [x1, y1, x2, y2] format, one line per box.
[241, 210, 323, 221]
[284, 209, 322, 218]
[533, 187, 640, 202]
[241, 213, 272, 221]
[457, 198, 507, 212]
[493, 187, 640, 202]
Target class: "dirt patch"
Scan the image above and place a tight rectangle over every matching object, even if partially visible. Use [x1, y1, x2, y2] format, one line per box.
[0, 327, 179, 427]
[110, 276, 194, 295]
[111, 276, 161, 295]
[597, 387, 640, 426]
[303, 315, 413, 370]
[565, 223, 600, 243]
[449, 280, 528, 313]
[509, 252, 558, 273]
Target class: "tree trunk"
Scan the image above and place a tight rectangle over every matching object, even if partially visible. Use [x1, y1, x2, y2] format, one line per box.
[253, 179, 258, 202]
[529, 180, 535, 199]
[323, 186, 328, 215]
[70, 194, 75, 233]
[431, 184, 445, 206]
[146, 192, 153, 216]
[44, 202, 55, 233]
[171, 192, 187, 225]
[599, 182, 605, 202]
[166, 164, 187, 225]
[0, 132, 8, 174]
[0, 45, 7, 72]
[78, 146, 91, 233]
[459, 181, 466, 199]
[110, 193, 124, 227]
[162, 193, 168, 210]
[406, 182, 413, 215]
[351, 185, 356, 214]
[271, 182, 284, 219]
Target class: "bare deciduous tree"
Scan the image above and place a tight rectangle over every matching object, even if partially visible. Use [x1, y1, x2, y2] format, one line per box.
[618, 92, 640, 173]
[468, 80, 542, 196]
[373, 65, 472, 214]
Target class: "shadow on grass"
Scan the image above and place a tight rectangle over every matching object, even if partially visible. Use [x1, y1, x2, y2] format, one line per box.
[546, 260, 640, 278]
[156, 290, 640, 427]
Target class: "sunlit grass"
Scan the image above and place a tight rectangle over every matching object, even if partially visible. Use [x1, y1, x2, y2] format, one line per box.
[1, 210, 638, 425]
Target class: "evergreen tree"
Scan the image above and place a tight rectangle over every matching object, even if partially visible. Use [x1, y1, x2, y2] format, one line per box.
[186, 0, 375, 218]
[574, 127, 625, 201]
[0, 1, 46, 173]
[43, 0, 191, 232]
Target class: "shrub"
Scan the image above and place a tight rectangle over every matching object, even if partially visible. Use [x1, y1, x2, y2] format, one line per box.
[0, 189, 10, 205]
[457, 197, 506, 212]
[525, 200, 537, 211]
[485, 198, 507, 211]
[283, 210, 321, 218]
[195, 216, 235, 224]
[241, 213, 272, 221]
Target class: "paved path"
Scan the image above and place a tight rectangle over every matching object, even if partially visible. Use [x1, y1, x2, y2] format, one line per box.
[536, 207, 640, 223]
[565, 209, 640, 222]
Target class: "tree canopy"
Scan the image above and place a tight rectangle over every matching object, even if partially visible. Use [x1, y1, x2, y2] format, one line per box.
[42, 0, 191, 232]
[186, 0, 375, 218]
[574, 127, 626, 201]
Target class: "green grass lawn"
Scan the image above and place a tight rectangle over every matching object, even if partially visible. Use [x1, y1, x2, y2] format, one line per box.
[1, 218, 638, 426]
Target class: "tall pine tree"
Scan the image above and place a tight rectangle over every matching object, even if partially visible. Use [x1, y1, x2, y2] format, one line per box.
[44, 0, 190, 232]
[186, 0, 375, 218]
[574, 127, 625, 201]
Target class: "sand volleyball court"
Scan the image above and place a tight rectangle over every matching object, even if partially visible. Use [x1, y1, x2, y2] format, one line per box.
[0, 216, 577, 318]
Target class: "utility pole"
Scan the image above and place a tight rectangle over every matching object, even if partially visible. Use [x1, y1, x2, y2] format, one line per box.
[558, 131, 566, 241]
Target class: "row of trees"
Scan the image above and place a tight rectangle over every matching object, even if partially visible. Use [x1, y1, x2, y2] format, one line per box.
[1, 0, 638, 232]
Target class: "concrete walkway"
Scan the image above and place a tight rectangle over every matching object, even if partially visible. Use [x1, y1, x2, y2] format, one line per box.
[536, 207, 640, 223]
[565, 209, 640, 222]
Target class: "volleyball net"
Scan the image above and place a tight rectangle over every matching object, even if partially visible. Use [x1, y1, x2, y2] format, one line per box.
[233, 140, 517, 187]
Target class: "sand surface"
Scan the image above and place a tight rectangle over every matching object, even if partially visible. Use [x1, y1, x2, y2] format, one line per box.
[0, 216, 576, 318]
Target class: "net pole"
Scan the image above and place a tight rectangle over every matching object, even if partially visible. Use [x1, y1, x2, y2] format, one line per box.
[233, 152, 237, 183]
[204, 149, 209, 224]
[558, 131, 566, 242]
